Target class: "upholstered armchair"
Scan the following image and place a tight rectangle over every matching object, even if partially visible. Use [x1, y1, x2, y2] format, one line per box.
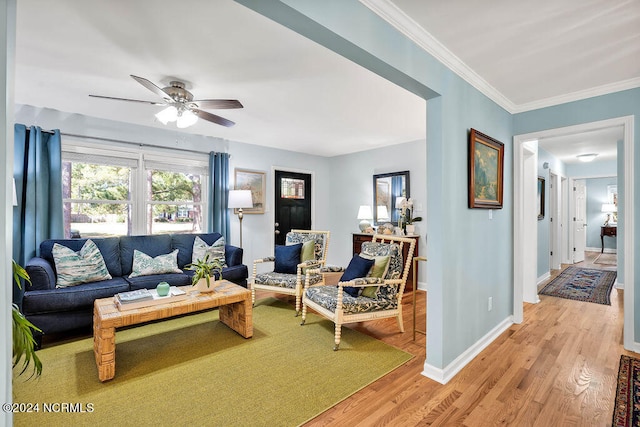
[252, 230, 330, 315]
[301, 234, 415, 350]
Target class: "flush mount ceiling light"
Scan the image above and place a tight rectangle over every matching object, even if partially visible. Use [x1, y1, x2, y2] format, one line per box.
[577, 153, 598, 162]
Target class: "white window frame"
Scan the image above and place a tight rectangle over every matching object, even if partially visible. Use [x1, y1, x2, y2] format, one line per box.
[62, 137, 209, 236]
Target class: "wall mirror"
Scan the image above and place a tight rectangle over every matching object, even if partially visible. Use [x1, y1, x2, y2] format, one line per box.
[373, 171, 410, 225]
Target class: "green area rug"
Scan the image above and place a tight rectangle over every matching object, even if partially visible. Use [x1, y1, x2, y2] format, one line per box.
[13, 298, 412, 426]
[539, 267, 616, 305]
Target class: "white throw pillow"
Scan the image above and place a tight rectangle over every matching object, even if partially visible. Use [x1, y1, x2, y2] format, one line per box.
[53, 239, 112, 288]
[192, 236, 227, 267]
[129, 249, 182, 278]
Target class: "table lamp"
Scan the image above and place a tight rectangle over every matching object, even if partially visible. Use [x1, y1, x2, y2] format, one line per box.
[228, 190, 253, 247]
[357, 205, 373, 232]
[601, 203, 617, 226]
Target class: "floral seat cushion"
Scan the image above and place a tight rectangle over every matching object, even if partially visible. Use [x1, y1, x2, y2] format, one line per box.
[305, 284, 397, 314]
[255, 271, 322, 289]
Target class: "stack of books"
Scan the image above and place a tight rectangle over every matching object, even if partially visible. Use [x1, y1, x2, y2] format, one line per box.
[115, 287, 188, 311]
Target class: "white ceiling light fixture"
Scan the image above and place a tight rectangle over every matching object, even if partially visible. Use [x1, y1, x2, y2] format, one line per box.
[155, 105, 178, 125]
[176, 109, 198, 128]
[576, 153, 598, 162]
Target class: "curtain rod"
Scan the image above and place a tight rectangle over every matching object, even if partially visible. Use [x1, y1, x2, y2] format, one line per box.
[39, 129, 226, 156]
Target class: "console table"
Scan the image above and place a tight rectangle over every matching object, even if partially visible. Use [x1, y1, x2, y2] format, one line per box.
[352, 233, 419, 292]
[600, 225, 617, 253]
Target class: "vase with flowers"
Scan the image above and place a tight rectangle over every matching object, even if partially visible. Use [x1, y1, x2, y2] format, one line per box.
[398, 197, 422, 235]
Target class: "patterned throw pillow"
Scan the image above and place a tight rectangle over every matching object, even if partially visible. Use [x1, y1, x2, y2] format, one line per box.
[129, 249, 182, 278]
[192, 236, 227, 267]
[53, 239, 112, 288]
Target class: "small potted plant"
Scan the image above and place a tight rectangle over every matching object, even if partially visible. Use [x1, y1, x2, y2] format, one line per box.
[185, 254, 224, 293]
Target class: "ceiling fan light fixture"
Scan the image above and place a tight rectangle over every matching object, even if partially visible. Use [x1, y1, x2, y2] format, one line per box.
[176, 109, 198, 128]
[155, 105, 178, 124]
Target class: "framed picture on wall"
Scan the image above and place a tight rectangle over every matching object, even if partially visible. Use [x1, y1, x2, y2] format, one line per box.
[538, 177, 545, 220]
[468, 129, 504, 209]
[234, 168, 266, 214]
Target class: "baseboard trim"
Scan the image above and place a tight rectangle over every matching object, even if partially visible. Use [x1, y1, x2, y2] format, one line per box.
[421, 315, 513, 384]
[586, 247, 617, 254]
[626, 340, 640, 354]
[615, 280, 624, 290]
[537, 272, 550, 286]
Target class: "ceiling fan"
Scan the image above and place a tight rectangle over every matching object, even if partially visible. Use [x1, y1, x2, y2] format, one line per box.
[89, 75, 243, 128]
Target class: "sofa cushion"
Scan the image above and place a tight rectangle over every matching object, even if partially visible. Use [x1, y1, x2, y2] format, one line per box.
[192, 236, 227, 267]
[120, 234, 172, 275]
[40, 237, 122, 277]
[129, 249, 182, 278]
[52, 239, 112, 288]
[171, 232, 223, 268]
[22, 277, 130, 314]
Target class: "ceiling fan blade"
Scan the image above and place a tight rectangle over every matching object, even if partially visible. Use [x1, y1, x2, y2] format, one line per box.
[192, 99, 243, 110]
[192, 108, 236, 127]
[130, 75, 173, 101]
[89, 94, 165, 105]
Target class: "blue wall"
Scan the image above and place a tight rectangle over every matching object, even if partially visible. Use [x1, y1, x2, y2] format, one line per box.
[537, 148, 566, 279]
[514, 87, 639, 338]
[237, 0, 515, 370]
[585, 177, 617, 250]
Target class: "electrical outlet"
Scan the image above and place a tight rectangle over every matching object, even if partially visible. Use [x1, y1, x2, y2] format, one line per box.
[488, 297, 493, 311]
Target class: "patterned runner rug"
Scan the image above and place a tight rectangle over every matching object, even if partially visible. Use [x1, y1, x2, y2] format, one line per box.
[539, 266, 616, 305]
[613, 355, 640, 427]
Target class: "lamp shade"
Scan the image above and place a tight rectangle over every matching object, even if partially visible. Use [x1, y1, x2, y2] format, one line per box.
[357, 205, 373, 220]
[601, 203, 617, 213]
[228, 190, 253, 209]
[377, 205, 389, 221]
[12, 178, 17, 206]
[395, 196, 406, 209]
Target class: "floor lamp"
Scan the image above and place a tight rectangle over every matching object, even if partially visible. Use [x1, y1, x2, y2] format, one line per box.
[228, 190, 253, 247]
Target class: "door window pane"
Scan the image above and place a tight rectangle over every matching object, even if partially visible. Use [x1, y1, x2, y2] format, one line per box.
[281, 178, 305, 199]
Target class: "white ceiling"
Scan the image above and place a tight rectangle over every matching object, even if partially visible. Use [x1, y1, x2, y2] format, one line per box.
[14, 0, 640, 158]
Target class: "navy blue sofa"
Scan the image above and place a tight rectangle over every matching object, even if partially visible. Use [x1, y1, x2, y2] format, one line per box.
[22, 232, 248, 338]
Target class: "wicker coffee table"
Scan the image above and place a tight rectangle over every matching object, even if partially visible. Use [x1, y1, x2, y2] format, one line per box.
[93, 280, 252, 382]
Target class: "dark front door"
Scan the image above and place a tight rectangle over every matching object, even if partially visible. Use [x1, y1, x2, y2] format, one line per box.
[274, 170, 311, 245]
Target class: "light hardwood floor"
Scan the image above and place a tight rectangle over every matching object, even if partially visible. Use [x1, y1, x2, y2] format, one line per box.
[289, 251, 629, 426]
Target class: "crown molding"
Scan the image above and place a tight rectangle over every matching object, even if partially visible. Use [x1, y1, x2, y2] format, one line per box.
[512, 77, 640, 113]
[360, 0, 516, 113]
[360, 0, 640, 114]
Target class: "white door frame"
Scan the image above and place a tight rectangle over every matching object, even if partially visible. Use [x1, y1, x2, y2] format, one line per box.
[513, 116, 635, 353]
[561, 176, 570, 264]
[549, 170, 561, 270]
[571, 179, 588, 263]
